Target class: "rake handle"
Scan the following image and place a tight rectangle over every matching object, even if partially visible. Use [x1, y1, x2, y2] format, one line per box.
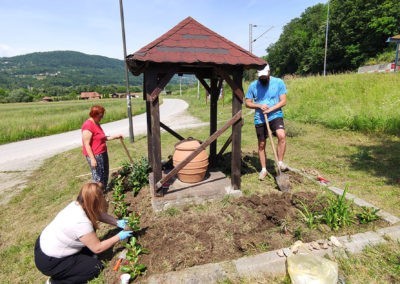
[119, 138, 134, 164]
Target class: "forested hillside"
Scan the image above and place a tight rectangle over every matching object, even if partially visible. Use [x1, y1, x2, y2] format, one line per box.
[266, 0, 400, 76]
[0, 51, 142, 89]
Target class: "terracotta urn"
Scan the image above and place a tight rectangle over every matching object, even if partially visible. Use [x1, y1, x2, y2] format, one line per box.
[173, 139, 209, 183]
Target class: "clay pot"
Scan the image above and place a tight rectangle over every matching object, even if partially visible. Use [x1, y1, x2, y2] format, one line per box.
[173, 139, 209, 183]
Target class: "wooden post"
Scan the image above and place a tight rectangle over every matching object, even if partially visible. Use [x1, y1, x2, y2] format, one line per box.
[231, 68, 243, 190]
[209, 77, 218, 167]
[145, 69, 163, 196]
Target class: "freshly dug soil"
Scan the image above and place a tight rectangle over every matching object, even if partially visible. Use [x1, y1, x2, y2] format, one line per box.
[101, 178, 386, 283]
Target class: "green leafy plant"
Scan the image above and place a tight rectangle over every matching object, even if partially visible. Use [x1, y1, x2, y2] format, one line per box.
[128, 157, 150, 195]
[112, 200, 128, 219]
[323, 187, 354, 231]
[297, 200, 320, 229]
[357, 206, 380, 224]
[293, 226, 303, 240]
[124, 211, 141, 232]
[112, 176, 125, 202]
[121, 237, 148, 279]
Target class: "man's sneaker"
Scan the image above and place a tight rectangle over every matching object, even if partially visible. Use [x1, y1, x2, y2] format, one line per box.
[278, 161, 288, 172]
[259, 169, 267, 180]
[45, 278, 52, 284]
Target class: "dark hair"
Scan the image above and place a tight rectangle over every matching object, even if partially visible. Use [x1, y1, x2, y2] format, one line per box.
[76, 182, 108, 229]
[89, 105, 105, 118]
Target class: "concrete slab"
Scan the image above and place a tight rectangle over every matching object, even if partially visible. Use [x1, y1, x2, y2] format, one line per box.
[377, 225, 400, 241]
[145, 262, 232, 284]
[339, 231, 386, 254]
[234, 250, 287, 277]
[149, 171, 242, 212]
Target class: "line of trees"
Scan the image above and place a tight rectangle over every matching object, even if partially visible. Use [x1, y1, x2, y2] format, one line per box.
[266, 0, 400, 76]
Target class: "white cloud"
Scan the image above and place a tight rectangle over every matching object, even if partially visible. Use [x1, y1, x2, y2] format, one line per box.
[0, 44, 16, 58]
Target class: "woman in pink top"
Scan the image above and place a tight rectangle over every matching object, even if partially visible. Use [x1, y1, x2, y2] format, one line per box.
[81, 105, 122, 188]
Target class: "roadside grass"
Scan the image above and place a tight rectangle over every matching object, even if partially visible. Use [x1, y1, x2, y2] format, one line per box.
[1, 72, 400, 282]
[285, 72, 400, 135]
[0, 98, 146, 145]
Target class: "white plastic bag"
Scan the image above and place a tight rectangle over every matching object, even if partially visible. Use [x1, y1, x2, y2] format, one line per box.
[287, 251, 338, 284]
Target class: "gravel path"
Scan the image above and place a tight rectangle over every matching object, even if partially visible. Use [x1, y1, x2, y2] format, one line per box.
[0, 99, 207, 205]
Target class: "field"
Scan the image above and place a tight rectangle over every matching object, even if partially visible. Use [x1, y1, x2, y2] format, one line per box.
[0, 72, 400, 283]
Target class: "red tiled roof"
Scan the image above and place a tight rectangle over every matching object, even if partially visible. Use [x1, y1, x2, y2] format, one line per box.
[80, 92, 101, 98]
[127, 17, 266, 69]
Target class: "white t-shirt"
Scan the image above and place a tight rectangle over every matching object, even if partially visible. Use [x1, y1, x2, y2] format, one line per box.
[40, 201, 94, 258]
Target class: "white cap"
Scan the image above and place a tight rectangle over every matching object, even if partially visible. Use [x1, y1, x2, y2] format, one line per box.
[257, 64, 270, 77]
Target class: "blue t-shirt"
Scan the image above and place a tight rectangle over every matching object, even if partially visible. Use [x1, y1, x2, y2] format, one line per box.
[245, 76, 287, 125]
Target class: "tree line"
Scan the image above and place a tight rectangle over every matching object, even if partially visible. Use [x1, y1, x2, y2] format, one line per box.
[266, 0, 400, 76]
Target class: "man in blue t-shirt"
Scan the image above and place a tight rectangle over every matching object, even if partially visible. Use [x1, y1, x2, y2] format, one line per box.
[245, 64, 288, 180]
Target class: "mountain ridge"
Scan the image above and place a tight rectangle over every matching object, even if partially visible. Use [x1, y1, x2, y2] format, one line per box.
[0, 50, 142, 88]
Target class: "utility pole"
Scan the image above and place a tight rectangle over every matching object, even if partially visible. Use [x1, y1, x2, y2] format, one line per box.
[249, 24, 273, 54]
[119, 0, 134, 142]
[323, 0, 330, 76]
[249, 24, 255, 53]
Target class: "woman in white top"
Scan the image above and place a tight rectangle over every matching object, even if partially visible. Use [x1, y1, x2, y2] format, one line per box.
[34, 182, 132, 283]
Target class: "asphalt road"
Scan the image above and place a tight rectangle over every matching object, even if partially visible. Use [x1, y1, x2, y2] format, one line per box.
[0, 98, 207, 204]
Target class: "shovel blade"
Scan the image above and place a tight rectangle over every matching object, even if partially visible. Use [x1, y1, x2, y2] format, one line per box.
[276, 173, 291, 192]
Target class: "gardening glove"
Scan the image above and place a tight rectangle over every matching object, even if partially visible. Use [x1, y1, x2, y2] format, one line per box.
[117, 230, 133, 241]
[117, 219, 127, 229]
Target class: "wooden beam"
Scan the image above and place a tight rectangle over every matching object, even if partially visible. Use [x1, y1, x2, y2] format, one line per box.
[155, 110, 242, 190]
[147, 69, 176, 101]
[160, 121, 185, 141]
[217, 118, 244, 159]
[216, 134, 232, 159]
[215, 67, 244, 103]
[195, 75, 211, 94]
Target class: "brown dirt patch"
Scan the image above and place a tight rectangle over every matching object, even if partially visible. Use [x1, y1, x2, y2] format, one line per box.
[100, 180, 386, 283]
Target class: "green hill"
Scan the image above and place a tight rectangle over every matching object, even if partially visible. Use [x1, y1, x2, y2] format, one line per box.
[0, 50, 142, 88]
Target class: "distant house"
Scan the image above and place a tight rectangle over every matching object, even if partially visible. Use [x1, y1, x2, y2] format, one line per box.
[41, 96, 53, 102]
[79, 92, 102, 100]
[111, 93, 125, 98]
[111, 92, 141, 99]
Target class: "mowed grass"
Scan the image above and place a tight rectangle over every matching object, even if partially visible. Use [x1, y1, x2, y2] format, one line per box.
[0, 98, 146, 144]
[285, 72, 400, 135]
[0, 72, 400, 282]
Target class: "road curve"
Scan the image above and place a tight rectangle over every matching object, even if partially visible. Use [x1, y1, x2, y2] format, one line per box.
[0, 99, 207, 204]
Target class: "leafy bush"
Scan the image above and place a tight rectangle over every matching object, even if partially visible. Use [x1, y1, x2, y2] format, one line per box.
[127, 157, 150, 195]
[357, 206, 380, 224]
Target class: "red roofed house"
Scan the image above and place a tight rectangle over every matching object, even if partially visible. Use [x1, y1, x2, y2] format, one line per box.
[126, 16, 266, 197]
[80, 92, 102, 100]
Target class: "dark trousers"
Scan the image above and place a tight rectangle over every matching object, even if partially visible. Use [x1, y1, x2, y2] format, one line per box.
[86, 152, 109, 188]
[34, 237, 103, 284]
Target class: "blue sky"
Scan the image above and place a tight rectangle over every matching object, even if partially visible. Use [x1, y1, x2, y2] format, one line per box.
[0, 0, 327, 59]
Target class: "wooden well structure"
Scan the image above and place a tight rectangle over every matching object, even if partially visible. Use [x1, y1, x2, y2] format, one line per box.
[126, 17, 266, 196]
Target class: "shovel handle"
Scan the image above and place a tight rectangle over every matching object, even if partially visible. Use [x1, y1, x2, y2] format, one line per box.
[264, 113, 282, 175]
[119, 138, 134, 164]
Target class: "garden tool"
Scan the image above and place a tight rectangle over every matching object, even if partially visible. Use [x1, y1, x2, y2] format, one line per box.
[119, 137, 134, 164]
[113, 249, 128, 271]
[264, 113, 291, 192]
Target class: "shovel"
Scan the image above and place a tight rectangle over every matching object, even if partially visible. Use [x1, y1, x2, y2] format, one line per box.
[264, 113, 291, 192]
[113, 248, 128, 271]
